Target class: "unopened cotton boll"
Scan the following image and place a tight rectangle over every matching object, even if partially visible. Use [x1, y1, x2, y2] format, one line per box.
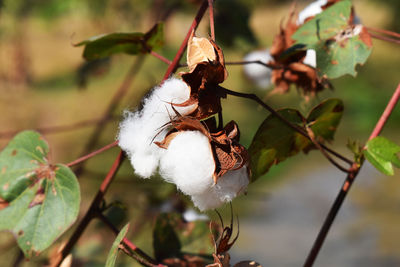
[118, 78, 195, 178]
[303, 49, 317, 68]
[243, 49, 273, 89]
[297, 0, 328, 25]
[159, 131, 215, 196]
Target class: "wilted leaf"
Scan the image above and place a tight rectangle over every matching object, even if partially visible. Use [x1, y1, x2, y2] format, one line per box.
[249, 99, 343, 181]
[75, 23, 164, 60]
[0, 131, 80, 257]
[364, 137, 400, 176]
[292, 0, 372, 78]
[187, 32, 217, 72]
[105, 223, 129, 267]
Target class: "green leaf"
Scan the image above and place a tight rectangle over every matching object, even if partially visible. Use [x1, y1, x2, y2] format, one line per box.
[0, 131, 80, 257]
[105, 223, 129, 267]
[153, 213, 182, 261]
[249, 99, 344, 181]
[75, 23, 164, 60]
[292, 0, 372, 78]
[364, 137, 400, 176]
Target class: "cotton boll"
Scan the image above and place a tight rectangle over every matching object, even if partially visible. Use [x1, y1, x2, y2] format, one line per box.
[191, 190, 225, 211]
[303, 49, 317, 68]
[214, 167, 249, 202]
[183, 209, 209, 222]
[118, 78, 195, 178]
[297, 0, 328, 25]
[243, 49, 273, 89]
[159, 131, 215, 196]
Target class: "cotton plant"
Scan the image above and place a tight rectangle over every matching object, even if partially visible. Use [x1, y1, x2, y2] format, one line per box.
[118, 33, 249, 211]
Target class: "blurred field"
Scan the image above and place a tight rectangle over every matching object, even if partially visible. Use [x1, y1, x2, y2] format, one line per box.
[0, 0, 400, 266]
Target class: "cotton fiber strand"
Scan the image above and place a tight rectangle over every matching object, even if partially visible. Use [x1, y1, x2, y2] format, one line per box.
[159, 131, 215, 196]
[118, 78, 195, 178]
[243, 49, 273, 89]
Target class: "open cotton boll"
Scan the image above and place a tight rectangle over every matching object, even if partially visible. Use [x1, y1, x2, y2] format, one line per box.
[159, 131, 215, 196]
[118, 78, 195, 178]
[243, 49, 273, 89]
[303, 49, 317, 68]
[191, 190, 225, 211]
[297, 0, 328, 25]
[214, 167, 249, 202]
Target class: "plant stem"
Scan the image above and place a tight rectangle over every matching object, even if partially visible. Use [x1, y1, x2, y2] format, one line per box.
[366, 26, 400, 39]
[150, 51, 172, 65]
[75, 56, 144, 176]
[0, 116, 117, 139]
[162, 0, 209, 81]
[97, 213, 164, 267]
[225, 60, 282, 70]
[368, 83, 400, 141]
[52, 151, 125, 267]
[208, 0, 215, 41]
[369, 32, 400, 45]
[66, 141, 118, 167]
[303, 82, 400, 267]
[219, 86, 353, 166]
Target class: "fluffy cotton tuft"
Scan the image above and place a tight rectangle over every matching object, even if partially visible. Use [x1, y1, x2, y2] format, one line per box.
[243, 49, 273, 89]
[297, 0, 328, 25]
[159, 131, 215, 195]
[118, 78, 195, 178]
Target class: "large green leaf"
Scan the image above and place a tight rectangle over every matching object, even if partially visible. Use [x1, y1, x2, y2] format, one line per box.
[105, 223, 129, 267]
[0, 131, 80, 257]
[292, 0, 372, 78]
[75, 23, 164, 60]
[249, 99, 343, 181]
[364, 137, 400, 176]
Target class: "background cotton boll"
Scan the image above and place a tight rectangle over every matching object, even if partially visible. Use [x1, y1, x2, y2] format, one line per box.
[214, 167, 249, 202]
[183, 209, 209, 222]
[297, 0, 328, 25]
[159, 131, 215, 196]
[243, 49, 273, 89]
[303, 49, 317, 68]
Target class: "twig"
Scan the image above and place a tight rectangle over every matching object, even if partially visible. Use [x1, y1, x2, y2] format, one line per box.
[303, 82, 400, 267]
[52, 151, 125, 267]
[162, 0, 209, 81]
[369, 32, 400, 45]
[97, 213, 163, 267]
[150, 51, 172, 65]
[66, 141, 118, 167]
[225, 60, 282, 70]
[366, 26, 400, 39]
[208, 0, 215, 41]
[218, 86, 353, 166]
[0, 116, 117, 139]
[75, 56, 145, 175]
[368, 83, 400, 141]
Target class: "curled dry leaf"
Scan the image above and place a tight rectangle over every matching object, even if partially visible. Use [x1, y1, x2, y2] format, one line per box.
[269, 8, 331, 96]
[176, 32, 228, 120]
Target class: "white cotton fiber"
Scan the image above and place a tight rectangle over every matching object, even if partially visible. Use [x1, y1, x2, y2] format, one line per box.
[297, 0, 328, 25]
[159, 131, 215, 196]
[243, 49, 273, 89]
[118, 78, 195, 178]
[303, 49, 317, 68]
[183, 209, 209, 222]
[191, 166, 249, 211]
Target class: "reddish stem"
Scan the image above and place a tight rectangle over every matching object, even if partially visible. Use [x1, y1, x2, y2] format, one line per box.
[368, 83, 400, 141]
[369, 32, 400, 45]
[150, 51, 172, 65]
[225, 60, 282, 70]
[303, 82, 400, 267]
[52, 151, 125, 267]
[162, 0, 209, 81]
[366, 26, 400, 39]
[208, 0, 215, 41]
[66, 141, 118, 167]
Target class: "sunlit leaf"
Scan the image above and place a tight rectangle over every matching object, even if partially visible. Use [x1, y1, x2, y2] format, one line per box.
[292, 0, 372, 78]
[105, 223, 129, 267]
[0, 131, 80, 257]
[75, 23, 164, 60]
[364, 136, 400, 176]
[249, 99, 344, 181]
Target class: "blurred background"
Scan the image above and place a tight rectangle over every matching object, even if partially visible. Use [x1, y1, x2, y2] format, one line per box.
[0, 0, 400, 266]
